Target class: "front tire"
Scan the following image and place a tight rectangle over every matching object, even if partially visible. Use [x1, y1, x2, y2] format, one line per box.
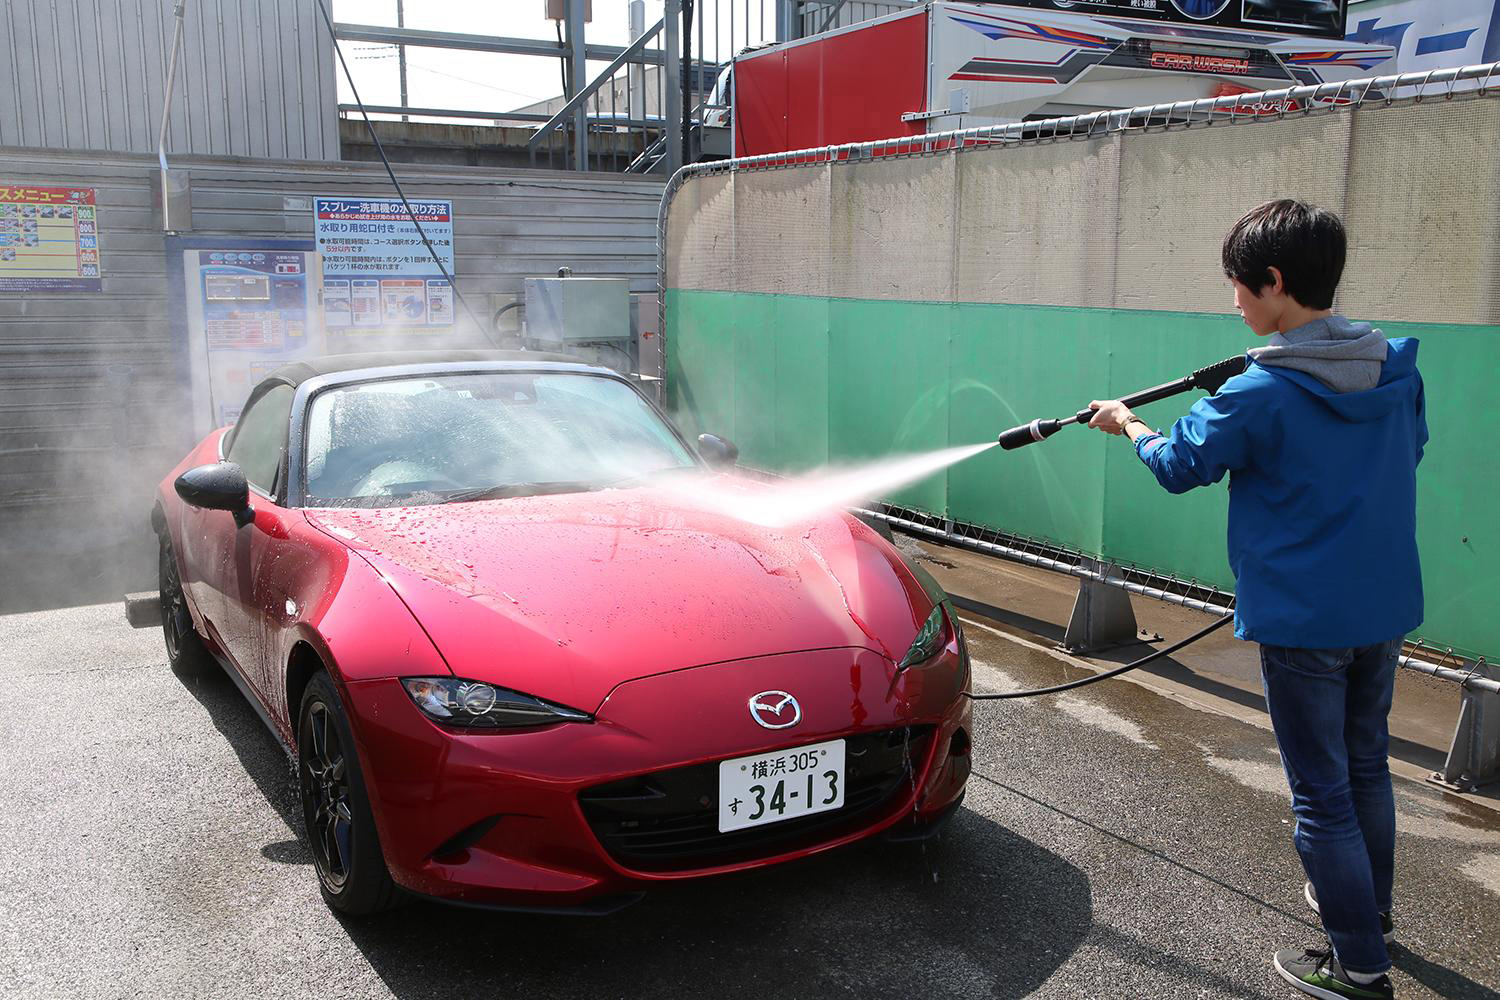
[158, 536, 214, 676]
[298, 672, 401, 915]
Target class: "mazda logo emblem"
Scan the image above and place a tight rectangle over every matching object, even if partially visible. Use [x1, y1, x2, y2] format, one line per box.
[748, 690, 801, 730]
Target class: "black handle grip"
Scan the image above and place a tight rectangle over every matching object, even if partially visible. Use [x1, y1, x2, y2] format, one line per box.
[1190, 354, 1250, 394]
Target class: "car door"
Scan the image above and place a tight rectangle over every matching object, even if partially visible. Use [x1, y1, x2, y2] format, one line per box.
[197, 383, 295, 705]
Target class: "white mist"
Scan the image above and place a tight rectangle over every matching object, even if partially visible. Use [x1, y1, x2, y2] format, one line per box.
[650, 441, 997, 528]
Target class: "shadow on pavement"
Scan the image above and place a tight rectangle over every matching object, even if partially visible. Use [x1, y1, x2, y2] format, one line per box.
[343, 812, 1093, 1000]
[1393, 944, 1500, 1000]
[175, 660, 1096, 999]
[175, 660, 304, 841]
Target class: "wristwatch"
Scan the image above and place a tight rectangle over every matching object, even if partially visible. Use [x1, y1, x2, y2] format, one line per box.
[1123, 417, 1148, 435]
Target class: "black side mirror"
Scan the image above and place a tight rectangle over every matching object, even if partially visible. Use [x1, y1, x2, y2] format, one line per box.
[697, 433, 739, 469]
[175, 462, 254, 527]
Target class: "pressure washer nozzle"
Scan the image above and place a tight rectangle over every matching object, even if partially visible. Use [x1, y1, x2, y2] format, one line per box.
[998, 418, 1063, 450]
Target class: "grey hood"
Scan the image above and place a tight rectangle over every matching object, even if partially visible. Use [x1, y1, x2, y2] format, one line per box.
[1247, 315, 1388, 393]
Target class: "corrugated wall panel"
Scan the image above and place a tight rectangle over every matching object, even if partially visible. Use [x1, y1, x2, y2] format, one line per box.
[0, 148, 665, 613]
[0, 0, 338, 160]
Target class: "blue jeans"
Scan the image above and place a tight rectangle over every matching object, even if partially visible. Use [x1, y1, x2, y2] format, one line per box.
[1260, 638, 1402, 976]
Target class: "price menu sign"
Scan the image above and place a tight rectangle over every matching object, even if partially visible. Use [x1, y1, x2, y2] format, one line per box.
[0, 186, 101, 292]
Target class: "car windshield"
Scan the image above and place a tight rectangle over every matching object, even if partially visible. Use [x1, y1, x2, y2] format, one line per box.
[303, 371, 697, 507]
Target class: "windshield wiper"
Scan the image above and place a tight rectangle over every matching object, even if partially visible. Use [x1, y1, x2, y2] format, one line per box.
[440, 481, 602, 504]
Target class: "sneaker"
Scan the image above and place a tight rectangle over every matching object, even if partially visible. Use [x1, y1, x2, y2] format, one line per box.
[1274, 947, 1393, 1000]
[1305, 881, 1396, 944]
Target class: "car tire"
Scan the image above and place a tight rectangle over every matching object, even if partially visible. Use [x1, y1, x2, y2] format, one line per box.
[298, 672, 402, 916]
[158, 536, 215, 676]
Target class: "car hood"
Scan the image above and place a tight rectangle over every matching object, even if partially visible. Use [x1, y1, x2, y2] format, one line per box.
[306, 480, 934, 712]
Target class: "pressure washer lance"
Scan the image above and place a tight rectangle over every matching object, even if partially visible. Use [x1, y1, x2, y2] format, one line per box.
[997, 354, 1251, 451]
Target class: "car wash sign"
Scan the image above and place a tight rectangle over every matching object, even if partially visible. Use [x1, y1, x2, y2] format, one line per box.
[314, 196, 455, 328]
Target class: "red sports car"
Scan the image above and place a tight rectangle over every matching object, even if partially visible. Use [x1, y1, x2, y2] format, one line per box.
[153, 351, 972, 915]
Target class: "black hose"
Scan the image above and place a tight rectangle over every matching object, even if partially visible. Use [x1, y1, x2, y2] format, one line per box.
[965, 613, 1234, 700]
[314, 0, 496, 347]
[492, 300, 523, 332]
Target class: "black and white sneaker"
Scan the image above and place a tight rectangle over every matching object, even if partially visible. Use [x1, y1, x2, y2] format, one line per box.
[1274, 947, 1393, 1000]
[1305, 881, 1396, 945]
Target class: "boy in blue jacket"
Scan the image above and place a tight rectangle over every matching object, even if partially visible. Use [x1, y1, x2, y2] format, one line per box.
[1088, 199, 1426, 1000]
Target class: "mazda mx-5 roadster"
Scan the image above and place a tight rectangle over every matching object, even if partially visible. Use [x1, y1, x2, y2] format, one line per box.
[152, 350, 972, 915]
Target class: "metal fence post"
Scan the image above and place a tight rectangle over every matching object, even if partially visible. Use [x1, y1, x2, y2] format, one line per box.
[664, 0, 683, 175]
[568, 0, 589, 171]
[777, 0, 799, 41]
[1061, 558, 1141, 654]
[1432, 660, 1500, 792]
[629, 0, 646, 118]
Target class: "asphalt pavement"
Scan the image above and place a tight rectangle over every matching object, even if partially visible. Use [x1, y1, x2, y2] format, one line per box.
[2, 600, 1497, 1000]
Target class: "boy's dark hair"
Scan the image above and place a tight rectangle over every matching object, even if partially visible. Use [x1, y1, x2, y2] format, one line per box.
[1222, 199, 1346, 310]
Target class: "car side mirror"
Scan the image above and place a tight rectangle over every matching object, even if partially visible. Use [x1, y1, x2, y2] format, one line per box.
[697, 433, 739, 469]
[175, 462, 255, 527]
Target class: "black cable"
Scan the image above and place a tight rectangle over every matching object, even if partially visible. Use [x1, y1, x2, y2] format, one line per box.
[314, 0, 496, 347]
[682, 0, 695, 168]
[964, 613, 1234, 700]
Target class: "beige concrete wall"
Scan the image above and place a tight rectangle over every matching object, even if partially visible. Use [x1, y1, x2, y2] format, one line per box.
[1341, 100, 1500, 325]
[665, 94, 1500, 326]
[666, 172, 736, 292]
[734, 166, 832, 297]
[1113, 114, 1353, 315]
[829, 155, 956, 301]
[955, 137, 1121, 309]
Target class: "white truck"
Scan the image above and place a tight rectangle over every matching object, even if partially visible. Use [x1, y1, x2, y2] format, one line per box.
[722, 1, 1398, 157]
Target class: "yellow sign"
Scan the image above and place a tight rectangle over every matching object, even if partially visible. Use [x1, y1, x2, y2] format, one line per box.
[0, 185, 100, 291]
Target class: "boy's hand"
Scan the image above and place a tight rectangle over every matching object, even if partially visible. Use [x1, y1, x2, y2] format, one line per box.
[1088, 400, 1136, 435]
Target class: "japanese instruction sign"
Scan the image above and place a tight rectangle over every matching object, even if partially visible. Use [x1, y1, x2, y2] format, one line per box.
[314, 196, 455, 329]
[0, 186, 100, 292]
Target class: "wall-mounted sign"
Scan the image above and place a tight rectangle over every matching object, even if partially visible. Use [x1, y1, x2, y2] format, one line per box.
[314, 196, 455, 330]
[0, 185, 100, 291]
[1003, 0, 1349, 38]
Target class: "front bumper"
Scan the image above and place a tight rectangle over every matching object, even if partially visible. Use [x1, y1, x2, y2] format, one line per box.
[343, 644, 971, 909]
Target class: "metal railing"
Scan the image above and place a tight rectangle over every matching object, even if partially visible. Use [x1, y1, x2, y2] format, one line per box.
[331, 1, 912, 174]
[527, 12, 670, 173]
[798, 0, 919, 36]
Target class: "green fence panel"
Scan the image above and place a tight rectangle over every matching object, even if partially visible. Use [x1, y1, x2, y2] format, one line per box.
[1096, 309, 1250, 591]
[826, 297, 951, 513]
[666, 289, 737, 442]
[666, 288, 1500, 659]
[948, 302, 1112, 553]
[1387, 319, 1499, 659]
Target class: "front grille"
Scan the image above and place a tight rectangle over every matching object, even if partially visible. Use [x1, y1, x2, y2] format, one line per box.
[578, 726, 933, 871]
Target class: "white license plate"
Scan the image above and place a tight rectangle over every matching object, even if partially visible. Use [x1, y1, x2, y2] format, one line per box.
[717, 739, 846, 833]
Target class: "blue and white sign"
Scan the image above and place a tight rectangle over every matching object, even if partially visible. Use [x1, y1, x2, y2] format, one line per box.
[314, 196, 456, 328]
[1344, 0, 1499, 73]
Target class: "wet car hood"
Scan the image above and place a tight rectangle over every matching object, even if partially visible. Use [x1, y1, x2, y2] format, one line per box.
[306, 481, 933, 712]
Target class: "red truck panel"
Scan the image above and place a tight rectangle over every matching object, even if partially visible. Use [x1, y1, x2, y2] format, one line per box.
[734, 11, 929, 157]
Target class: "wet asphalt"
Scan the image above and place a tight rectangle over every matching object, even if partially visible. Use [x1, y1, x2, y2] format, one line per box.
[1, 601, 1497, 1000]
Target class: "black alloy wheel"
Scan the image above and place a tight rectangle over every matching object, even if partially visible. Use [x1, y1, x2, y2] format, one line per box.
[297, 673, 400, 914]
[158, 536, 213, 675]
[302, 699, 354, 891]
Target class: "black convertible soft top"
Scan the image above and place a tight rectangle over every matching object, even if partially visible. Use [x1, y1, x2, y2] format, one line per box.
[263, 349, 593, 388]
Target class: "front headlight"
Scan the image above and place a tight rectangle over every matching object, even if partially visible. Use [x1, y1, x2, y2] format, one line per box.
[898, 603, 951, 670]
[401, 677, 592, 729]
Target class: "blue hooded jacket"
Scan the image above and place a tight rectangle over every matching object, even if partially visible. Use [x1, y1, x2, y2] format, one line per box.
[1134, 331, 1426, 649]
